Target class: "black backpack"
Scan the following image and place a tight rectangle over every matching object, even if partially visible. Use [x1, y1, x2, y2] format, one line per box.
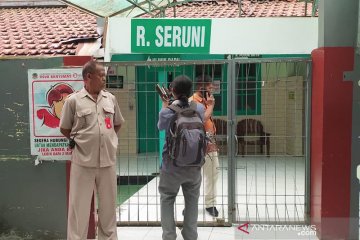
[167, 101, 207, 167]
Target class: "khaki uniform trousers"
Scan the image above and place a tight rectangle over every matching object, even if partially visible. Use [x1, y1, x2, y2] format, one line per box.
[67, 163, 117, 240]
[203, 151, 220, 208]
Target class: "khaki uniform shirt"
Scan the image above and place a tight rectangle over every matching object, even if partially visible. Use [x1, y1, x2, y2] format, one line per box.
[60, 88, 124, 167]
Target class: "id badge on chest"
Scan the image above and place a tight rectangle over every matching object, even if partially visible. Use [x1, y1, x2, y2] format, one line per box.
[105, 115, 112, 129]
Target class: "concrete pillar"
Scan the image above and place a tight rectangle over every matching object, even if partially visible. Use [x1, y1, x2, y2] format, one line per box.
[311, 0, 359, 239]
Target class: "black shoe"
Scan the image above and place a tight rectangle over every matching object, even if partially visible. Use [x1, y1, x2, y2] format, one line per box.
[206, 207, 219, 217]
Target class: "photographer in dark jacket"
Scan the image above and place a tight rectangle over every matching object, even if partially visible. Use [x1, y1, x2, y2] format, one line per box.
[157, 75, 205, 240]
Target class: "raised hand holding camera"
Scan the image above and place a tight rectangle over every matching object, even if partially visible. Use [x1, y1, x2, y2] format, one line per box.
[155, 84, 173, 103]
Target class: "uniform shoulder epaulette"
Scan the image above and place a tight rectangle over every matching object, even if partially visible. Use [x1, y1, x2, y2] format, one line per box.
[103, 89, 115, 96]
[64, 91, 79, 100]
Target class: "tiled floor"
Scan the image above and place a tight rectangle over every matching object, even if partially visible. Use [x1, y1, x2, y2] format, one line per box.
[117, 155, 307, 223]
[114, 155, 326, 239]
[117, 226, 232, 240]
[116, 225, 319, 240]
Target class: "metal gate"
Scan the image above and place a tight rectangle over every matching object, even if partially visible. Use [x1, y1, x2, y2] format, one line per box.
[103, 57, 311, 226]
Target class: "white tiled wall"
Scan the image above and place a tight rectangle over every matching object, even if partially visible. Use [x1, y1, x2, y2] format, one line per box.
[235, 76, 305, 156]
[285, 76, 304, 156]
[109, 66, 137, 155]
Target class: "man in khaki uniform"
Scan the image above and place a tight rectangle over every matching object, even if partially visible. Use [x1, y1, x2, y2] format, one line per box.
[60, 60, 124, 240]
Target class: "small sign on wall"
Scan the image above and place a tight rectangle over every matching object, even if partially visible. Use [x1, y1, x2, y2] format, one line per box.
[106, 66, 123, 89]
[213, 80, 221, 94]
[288, 91, 295, 100]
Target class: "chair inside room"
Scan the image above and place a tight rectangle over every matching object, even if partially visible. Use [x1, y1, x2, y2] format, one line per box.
[236, 118, 270, 157]
[213, 118, 227, 155]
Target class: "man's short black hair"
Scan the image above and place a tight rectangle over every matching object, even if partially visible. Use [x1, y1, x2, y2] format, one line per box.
[171, 75, 193, 98]
[195, 75, 212, 89]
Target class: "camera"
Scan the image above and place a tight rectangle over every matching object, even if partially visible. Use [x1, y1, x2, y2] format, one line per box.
[69, 138, 76, 149]
[155, 84, 173, 102]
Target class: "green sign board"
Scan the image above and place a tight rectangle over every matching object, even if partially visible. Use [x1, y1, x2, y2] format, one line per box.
[131, 19, 211, 54]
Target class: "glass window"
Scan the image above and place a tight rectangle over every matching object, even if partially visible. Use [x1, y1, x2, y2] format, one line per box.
[235, 63, 261, 115]
[193, 62, 261, 116]
[106, 75, 124, 89]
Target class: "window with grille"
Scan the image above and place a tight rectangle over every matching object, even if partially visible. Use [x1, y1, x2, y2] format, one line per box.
[106, 75, 124, 89]
[236, 63, 261, 115]
[195, 63, 261, 116]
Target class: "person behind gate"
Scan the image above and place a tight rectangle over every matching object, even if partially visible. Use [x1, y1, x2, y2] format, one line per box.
[157, 75, 206, 240]
[190, 74, 219, 218]
[60, 60, 124, 240]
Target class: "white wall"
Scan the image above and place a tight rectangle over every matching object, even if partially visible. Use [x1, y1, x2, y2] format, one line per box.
[211, 18, 318, 54]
